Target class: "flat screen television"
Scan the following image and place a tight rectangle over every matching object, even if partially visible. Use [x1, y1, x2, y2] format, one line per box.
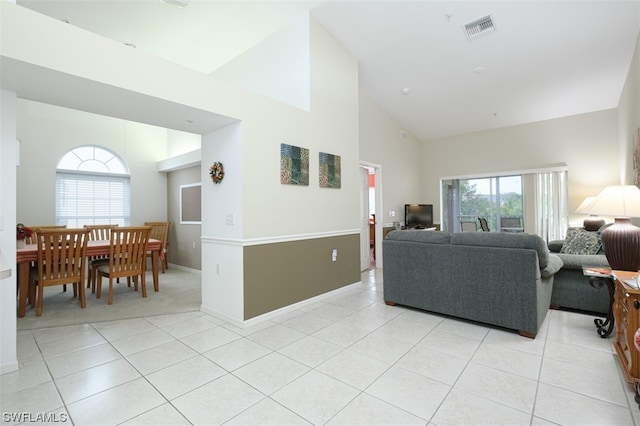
[405, 204, 433, 228]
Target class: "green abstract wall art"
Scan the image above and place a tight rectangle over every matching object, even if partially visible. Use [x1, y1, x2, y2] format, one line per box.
[280, 143, 309, 186]
[319, 152, 341, 189]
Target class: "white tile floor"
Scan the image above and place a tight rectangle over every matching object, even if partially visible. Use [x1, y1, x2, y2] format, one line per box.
[3, 268, 640, 425]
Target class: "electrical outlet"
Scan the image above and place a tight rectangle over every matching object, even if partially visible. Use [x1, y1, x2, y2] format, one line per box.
[332, 249, 338, 262]
[192, 242, 196, 249]
[217, 264, 222, 274]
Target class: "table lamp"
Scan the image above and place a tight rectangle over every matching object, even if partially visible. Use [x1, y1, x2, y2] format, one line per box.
[585, 185, 640, 271]
[575, 196, 605, 231]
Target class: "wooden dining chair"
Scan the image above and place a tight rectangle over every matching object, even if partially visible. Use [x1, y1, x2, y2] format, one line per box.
[24, 225, 68, 305]
[84, 224, 119, 293]
[96, 226, 151, 305]
[29, 228, 90, 316]
[25, 225, 67, 245]
[144, 221, 170, 273]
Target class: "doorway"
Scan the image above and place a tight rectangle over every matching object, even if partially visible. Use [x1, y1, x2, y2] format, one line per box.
[360, 161, 382, 270]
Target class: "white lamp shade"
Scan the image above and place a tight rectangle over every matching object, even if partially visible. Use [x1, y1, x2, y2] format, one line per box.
[575, 196, 597, 214]
[586, 185, 640, 217]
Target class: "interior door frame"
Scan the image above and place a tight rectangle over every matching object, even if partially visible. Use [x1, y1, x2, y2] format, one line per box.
[360, 160, 383, 269]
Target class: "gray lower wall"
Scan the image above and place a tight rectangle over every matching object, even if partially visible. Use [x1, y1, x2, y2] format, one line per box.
[243, 234, 361, 320]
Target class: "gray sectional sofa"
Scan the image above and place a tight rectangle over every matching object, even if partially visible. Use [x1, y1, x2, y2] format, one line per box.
[547, 226, 610, 314]
[382, 230, 563, 338]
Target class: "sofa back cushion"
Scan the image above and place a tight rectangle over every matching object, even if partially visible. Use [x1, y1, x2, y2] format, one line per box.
[450, 232, 550, 269]
[386, 230, 452, 244]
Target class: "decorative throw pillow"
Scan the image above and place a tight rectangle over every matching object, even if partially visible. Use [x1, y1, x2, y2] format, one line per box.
[560, 227, 602, 255]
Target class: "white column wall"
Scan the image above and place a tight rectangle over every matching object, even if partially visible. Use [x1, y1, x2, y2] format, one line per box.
[200, 123, 244, 323]
[0, 90, 18, 374]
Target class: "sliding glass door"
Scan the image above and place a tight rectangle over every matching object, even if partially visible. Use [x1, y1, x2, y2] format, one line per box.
[442, 175, 523, 232]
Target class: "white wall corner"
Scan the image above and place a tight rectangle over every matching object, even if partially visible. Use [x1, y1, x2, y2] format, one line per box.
[211, 14, 311, 111]
[158, 149, 201, 172]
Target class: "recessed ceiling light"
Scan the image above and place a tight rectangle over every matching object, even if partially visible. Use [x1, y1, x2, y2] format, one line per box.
[401, 87, 411, 95]
[474, 67, 484, 74]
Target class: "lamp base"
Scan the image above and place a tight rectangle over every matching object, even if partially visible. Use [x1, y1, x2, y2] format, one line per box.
[601, 217, 640, 271]
[583, 216, 605, 232]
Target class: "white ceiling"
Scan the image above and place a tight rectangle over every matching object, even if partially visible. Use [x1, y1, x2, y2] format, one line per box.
[15, 0, 640, 141]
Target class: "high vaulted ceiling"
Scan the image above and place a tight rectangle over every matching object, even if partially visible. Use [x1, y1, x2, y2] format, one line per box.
[16, 0, 640, 141]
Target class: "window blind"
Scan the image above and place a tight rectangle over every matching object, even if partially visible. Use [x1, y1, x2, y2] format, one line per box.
[55, 172, 130, 227]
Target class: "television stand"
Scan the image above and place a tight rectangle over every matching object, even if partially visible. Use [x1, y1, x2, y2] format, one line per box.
[402, 225, 439, 231]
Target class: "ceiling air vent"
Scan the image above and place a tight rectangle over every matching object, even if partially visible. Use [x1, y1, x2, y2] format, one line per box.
[464, 15, 495, 40]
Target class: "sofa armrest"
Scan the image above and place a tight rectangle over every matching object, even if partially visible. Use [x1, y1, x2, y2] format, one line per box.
[555, 253, 609, 270]
[547, 239, 564, 253]
[541, 253, 563, 278]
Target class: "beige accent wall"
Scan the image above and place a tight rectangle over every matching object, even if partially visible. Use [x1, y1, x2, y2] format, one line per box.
[167, 165, 202, 270]
[243, 234, 360, 320]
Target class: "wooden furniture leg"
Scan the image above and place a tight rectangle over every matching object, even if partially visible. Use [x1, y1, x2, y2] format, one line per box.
[152, 250, 159, 292]
[18, 262, 29, 317]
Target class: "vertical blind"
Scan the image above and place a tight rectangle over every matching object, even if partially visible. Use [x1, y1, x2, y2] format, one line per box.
[534, 169, 569, 242]
[55, 172, 130, 227]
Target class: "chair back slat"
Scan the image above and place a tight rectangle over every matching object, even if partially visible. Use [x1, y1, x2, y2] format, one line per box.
[26, 225, 67, 245]
[144, 221, 169, 247]
[84, 224, 119, 241]
[108, 227, 151, 278]
[478, 217, 490, 232]
[36, 228, 89, 286]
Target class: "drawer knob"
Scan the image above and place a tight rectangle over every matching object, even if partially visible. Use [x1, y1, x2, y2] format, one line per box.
[634, 300, 640, 310]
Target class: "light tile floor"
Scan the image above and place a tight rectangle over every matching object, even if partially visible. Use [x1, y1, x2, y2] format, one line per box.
[2, 268, 640, 425]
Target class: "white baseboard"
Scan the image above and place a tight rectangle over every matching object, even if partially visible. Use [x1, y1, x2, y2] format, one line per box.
[1, 360, 19, 375]
[165, 263, 201, 274]
[200, 281, 362, 328]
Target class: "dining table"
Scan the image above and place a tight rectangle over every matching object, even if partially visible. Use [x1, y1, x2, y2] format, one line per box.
[16, 238, 162, 317]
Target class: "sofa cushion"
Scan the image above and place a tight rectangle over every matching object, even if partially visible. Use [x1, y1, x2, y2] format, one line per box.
[450, 232, 550, 269]
[541, 253, 564, 278]
[560, 227, 602, 255]
[386, 230, 452, 244]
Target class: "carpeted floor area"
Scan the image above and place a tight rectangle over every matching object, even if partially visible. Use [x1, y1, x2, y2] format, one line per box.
[17, 267, 201, 331]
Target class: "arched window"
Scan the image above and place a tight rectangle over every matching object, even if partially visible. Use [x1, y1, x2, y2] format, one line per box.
[56, 146, 131, 227]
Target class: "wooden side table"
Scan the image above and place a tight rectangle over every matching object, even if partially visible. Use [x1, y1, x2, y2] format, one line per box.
[612, 271, 640, 408]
